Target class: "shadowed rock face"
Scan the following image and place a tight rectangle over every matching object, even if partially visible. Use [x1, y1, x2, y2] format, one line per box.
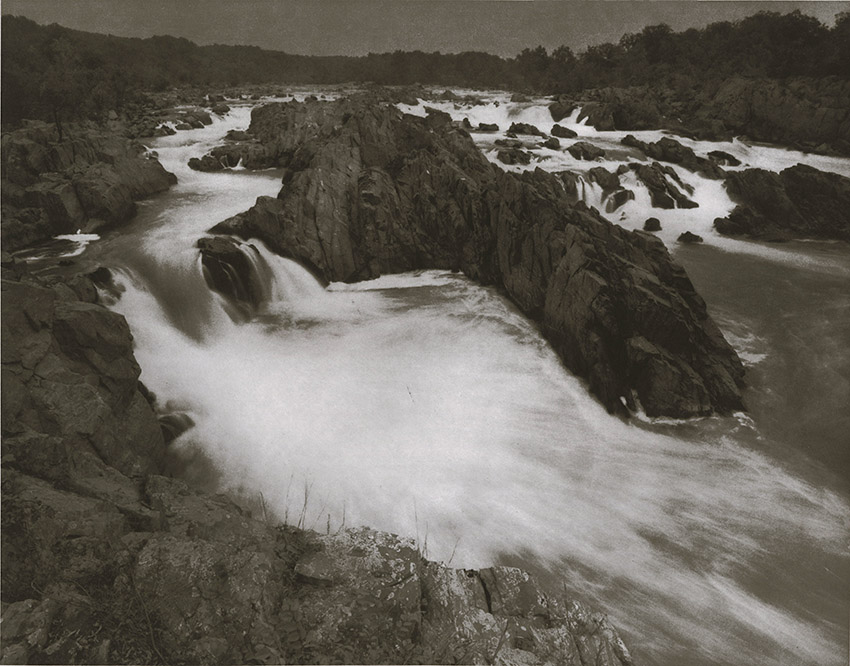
[213, 97, 745, 417]
[714, 164, 850, 242]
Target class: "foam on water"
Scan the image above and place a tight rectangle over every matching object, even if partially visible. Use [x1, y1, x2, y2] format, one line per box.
[77, 95, 850, 666]
[400, 92, 850, 273]
[110, 252, 848, 666]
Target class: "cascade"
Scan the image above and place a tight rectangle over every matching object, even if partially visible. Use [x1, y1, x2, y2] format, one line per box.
[23, 96, 849, 666]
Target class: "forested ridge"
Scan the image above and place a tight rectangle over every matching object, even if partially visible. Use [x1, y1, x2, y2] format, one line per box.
[2, 10, 848, 127]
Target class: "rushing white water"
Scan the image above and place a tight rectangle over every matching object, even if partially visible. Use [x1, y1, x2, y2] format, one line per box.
[400, 93, 850, 274]
[29, 97, 848, 666]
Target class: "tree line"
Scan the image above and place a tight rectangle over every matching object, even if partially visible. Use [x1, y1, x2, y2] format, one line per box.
[2, 10, 848, 127]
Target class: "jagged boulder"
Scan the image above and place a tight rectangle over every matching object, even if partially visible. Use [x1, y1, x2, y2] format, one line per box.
[213, 98, 744, 417]
[497, 148, 533, 165]
[548, 98, 575, 123]
[508, 122, 545, 137]
[631, 162, 699, 209]
[551, 124, 578, 139]
[678, 231, 704, 243]
[621, 134, 725, 179]
[708, 149, 741, 167]
[567, 141, 605, 161]
[714, 164, 850, 241]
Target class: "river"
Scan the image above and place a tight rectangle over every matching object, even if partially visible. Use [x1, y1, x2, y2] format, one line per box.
[22, 94, 849, 666]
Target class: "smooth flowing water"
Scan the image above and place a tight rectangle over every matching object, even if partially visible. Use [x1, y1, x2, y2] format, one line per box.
[26, 97, 849, 666]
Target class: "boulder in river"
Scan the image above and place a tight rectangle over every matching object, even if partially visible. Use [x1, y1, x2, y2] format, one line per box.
[212, 96, 745, 418]
[508, 122, 546, 137]
[678, 231, 704, 243]
[197, 236, 269, 308]
[567, 141, 605, 161]
[630, 162, 699, 209]
[644, 217, 662, 232]
[497, 148, 533, 165]
[621, 134, 725, 179]
[551, 124, 578, 139]
[714, 164, 850, 242]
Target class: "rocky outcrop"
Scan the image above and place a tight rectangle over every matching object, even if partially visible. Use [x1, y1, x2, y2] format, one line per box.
[197, 235, 270, 308]
[552, 87, 664, 132]
[630, 162, 699, 210]
[212, 97, 745, 417]
[1, 262, 633, 666]
[551, 124, 578, 139]
[693, 76, 850, 154]
[714, 164, 850, 241]
[508, 122, 545, 137]
[567, 141, 605, 161]
[643, 217, 661, 232]
[1, 122, 177, 251]
[621, 135, 725, 179]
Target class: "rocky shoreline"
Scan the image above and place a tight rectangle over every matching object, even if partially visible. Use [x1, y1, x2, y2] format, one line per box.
[1, 258, 633, 665]
[3, 84, 850, 665]
[1, 121, 177, 252]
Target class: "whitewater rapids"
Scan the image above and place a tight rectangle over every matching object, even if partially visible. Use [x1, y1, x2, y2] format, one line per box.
[43, 97, 849, 666]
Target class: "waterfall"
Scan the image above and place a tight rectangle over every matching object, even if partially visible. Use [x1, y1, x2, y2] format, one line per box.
[32, 96, 848, 666]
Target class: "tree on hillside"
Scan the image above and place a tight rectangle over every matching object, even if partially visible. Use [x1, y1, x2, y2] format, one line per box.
[38, 36, 86, 141]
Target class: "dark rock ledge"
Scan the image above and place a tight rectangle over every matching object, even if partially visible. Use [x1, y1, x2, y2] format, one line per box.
[1, 259, 633, 665]
[211, 97, 745, 418]
[714, 164, 850, 242]
[1, 121, 177, 252]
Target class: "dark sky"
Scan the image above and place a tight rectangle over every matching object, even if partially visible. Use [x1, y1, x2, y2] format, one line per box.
[3, 1, 848, 57]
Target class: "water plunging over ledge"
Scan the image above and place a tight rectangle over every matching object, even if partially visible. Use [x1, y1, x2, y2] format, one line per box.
[28, 98, 850, 666]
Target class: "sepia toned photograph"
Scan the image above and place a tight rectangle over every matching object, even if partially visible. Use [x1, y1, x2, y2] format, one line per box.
[1, 1, 848, 664]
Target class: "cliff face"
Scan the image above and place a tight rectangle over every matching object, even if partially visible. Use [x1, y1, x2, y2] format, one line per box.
[1, 258, 633, 665]
[212, 98, 745, 418]
[1, 121, 177, 252]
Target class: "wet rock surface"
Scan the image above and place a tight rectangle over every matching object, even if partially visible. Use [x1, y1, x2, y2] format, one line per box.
[621, 135, 725, 179]
[1, 264, 634, 666]
[1, 121, 177, 251]
[212, 96, 745, 417]
[714, 164, 850, 241]
[197, 236, 269, 308]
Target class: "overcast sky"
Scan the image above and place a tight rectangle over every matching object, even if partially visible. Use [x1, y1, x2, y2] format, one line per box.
[3, 1, 847, 57]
